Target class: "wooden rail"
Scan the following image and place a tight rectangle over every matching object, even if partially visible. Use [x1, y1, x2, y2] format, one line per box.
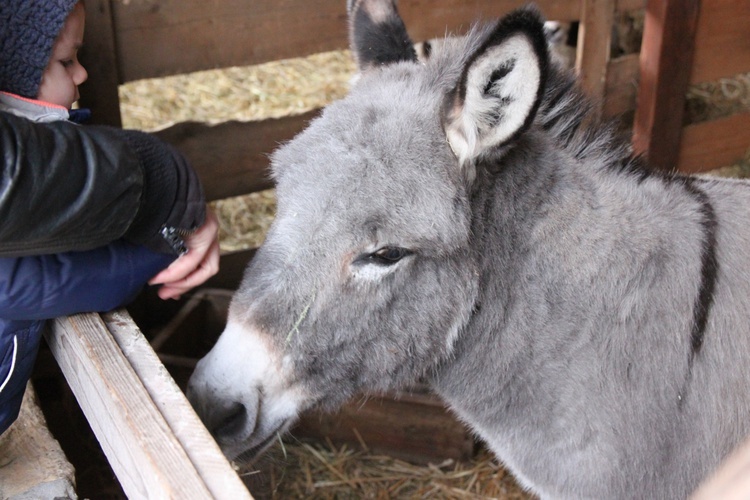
[47, 312, 251, 499]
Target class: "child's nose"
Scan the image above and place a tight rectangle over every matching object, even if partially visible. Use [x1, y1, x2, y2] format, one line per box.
[75, 63, 88, 86]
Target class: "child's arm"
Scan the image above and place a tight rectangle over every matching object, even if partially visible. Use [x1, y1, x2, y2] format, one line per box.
[0, 241, 175, 321]
[0, 111, 205, 258]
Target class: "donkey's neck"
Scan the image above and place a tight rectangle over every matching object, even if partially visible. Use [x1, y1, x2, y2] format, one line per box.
[429, 137, 709, 496]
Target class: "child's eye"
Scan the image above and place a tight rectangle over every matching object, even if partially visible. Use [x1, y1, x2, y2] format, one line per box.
[60, 60, 74, 68]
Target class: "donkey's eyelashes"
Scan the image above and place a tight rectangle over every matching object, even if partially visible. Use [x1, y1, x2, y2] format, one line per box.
[355, 246, 413, 266]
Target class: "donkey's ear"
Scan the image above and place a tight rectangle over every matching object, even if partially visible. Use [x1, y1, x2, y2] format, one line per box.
[443, 7, 549, 167]
[348, 0, 417, 71]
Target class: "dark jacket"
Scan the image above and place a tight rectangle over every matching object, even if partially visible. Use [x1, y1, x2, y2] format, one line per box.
[0, 111, 206, 256]
[0, 111, 207, 434]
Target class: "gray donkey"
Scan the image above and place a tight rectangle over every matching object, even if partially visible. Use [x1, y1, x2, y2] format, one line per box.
[188, 2, 750, 498]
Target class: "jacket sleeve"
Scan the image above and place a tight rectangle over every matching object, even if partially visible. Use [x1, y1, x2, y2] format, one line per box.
[0, 111, 206, 257]
[0, 241, 175, 320]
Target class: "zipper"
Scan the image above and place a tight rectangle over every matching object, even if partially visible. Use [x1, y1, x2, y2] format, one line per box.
[160, 226, 195, 256]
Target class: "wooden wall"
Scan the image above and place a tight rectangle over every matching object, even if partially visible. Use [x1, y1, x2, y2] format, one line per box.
[79, 0, 650, 291]
[81, 0, 644, 202]
[634, 0, 750, 172]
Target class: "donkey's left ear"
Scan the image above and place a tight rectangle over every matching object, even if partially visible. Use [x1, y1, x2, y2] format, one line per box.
[443, 7, 549, 166]
[348, 0, 417, 72]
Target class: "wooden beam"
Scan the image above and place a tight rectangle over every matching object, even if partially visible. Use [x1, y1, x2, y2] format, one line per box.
[78, 0, 123, 126]
[632, 0, 700, 171]
[46, 313, 251, 499]
[154, 111, 318, 201]
[689, 0, 750, 84]
[603, 53, 640, 118]
[677, 112, 750, 173]
[576, 0, 616, 115]
[103, 310, 252, 499]
[110, 0, 582, 83]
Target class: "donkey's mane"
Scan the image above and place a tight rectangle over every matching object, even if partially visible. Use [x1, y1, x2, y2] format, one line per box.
[540, 64, 653, 179]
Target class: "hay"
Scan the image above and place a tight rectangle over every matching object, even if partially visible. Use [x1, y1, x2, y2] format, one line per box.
[685, 72, 750, 125]
[119, 50, 355, 131]
[239, 439, 532, 500]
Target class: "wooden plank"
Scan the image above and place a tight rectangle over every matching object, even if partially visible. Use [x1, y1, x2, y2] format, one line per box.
[154, 111, 318, 201]
[691, 435, 750, 499]
[110, 0, 581, 82]
[632, 0, 700, 171]
[603, 53, 640, 118]
[677, 112, 750, 173]
[78, 0, 122, 127]
[293, 387, 475, 464]
[690, 0, 750, 84]
[576, 0, 616, 113]
[46, 313, 215, 499]
[398, 0, 580, 42]
[616, 0, 647, 11]
[102, 310, 252, 500]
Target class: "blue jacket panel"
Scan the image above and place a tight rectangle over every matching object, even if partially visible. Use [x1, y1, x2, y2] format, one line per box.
[0, 240, 174, 320]
[0, 319, 43, 433]
[0, 241, 175, 434]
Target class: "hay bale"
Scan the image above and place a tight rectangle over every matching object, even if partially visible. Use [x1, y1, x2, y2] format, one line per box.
[0, 383, 77, 500]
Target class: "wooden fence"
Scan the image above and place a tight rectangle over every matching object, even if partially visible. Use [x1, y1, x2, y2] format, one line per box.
[41, 0, 750, 496]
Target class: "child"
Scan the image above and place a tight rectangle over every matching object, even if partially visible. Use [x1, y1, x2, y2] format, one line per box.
[0, 0, 88, 122]
[0, 0, 217, 434]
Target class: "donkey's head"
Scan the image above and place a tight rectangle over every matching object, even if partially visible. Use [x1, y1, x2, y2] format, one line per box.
[188, 1, 550, 460]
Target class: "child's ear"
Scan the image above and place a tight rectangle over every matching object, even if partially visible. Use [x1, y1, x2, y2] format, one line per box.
[443, 7, 549, 168]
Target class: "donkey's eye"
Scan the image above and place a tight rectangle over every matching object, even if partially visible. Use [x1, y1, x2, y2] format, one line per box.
[358, 247, 412, 266]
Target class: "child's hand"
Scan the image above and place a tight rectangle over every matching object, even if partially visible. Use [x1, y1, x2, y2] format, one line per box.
[149, 209, 220, 300]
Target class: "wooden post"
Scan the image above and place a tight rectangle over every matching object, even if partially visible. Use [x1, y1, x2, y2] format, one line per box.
[632, 0, 700, 171]
[79, 0, 123, 126]
[576, 0, 616, 117]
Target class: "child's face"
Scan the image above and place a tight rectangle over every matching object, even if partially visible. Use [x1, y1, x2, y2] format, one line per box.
[36, 2, 87, 109]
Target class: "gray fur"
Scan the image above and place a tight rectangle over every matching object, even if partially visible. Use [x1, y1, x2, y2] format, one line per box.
[188, 5, 750, 498]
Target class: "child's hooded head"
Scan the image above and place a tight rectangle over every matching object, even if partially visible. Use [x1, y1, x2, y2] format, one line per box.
[0, 0, 86, 107]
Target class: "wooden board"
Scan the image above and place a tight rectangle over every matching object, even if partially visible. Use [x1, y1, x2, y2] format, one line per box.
[575, 0, 616, 111]
[293, 389, 476, 464]
[78, 0, 123, 127]
[690, 0, 750, 84]
[154, 112, 318, 202]
[111, 0, 583, 82]
[677, 112, 750, 173]
[603, 53, 640, 118]
[632, 0, 700, 171]
[47, 312, 252, 499]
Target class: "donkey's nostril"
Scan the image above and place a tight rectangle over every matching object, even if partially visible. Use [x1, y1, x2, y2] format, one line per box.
[213, 402, 248, 440]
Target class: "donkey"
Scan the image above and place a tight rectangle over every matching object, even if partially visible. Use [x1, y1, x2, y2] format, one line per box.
[188, 2, 750, 498]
